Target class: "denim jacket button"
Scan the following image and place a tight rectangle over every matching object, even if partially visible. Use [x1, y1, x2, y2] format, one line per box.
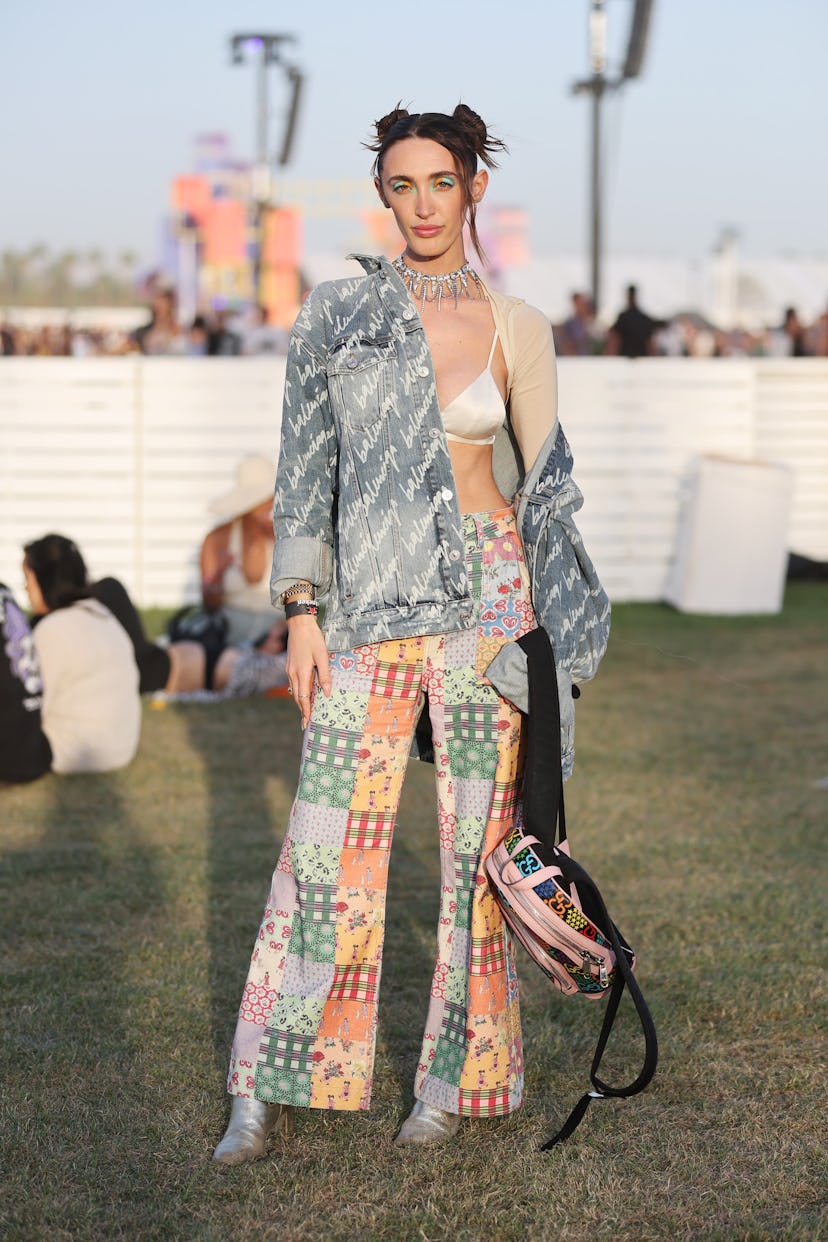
[346, 354, 358, 369]
[449, 549, 461, 562]
[402, 307, 415, 321]
[418, 366, 429, 377]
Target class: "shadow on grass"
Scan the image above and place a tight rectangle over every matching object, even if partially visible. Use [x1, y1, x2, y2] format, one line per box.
[179, 698, 302, 1082]
[0, 770, 166, 1228]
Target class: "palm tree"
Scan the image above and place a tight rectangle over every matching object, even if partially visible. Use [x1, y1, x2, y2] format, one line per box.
[0, 249, 27, 298]
[118, 249, 139, 300]
[24, 244, 50, 301]
[83, 248, 106, 305]
[45, 251, 79, 306]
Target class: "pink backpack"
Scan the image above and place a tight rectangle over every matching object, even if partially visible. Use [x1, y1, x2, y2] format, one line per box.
[485, 627, 658, 1146]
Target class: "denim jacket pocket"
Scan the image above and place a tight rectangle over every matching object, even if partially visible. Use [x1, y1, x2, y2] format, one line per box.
[327, 337, 397, 431]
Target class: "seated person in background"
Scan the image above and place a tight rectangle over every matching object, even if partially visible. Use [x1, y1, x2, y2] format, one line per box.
[22, 537, 141, 775]
[24, 534, 287, 700]
[0, 583, 52, 784]
[201, 455, 279, 646]
[96, 575, 287, 696]
[90, 575, 208, 694]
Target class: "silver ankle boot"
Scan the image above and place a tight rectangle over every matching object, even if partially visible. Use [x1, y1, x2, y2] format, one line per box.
[394, 1099, 461, 1147]
[212, 1095, 294, 1165]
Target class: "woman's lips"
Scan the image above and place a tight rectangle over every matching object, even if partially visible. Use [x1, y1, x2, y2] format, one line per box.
[412, 226, 441, 237]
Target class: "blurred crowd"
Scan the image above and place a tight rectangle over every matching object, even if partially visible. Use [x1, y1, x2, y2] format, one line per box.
[554, 286, 828, 359]
[0, 288, 289, 358]
[3, 281, 828, 360]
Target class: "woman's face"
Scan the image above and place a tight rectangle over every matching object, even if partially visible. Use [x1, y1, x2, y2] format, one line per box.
[376, 136, 487, 269]
[22, 559, 47, 615]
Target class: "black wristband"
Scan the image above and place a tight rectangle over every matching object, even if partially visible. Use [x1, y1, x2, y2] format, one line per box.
[285, 600, 319, 620]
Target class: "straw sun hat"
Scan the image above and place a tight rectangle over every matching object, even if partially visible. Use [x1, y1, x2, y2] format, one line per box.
[208, 455, 275, 522]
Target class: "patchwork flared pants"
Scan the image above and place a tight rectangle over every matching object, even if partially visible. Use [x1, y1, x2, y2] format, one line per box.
[227, 509, 535, 1116]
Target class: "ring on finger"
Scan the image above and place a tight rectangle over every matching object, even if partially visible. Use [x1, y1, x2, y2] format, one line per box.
[297, 693, 309, 699]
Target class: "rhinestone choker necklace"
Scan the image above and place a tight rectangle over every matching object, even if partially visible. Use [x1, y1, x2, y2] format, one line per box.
[392, 255, 487, 312]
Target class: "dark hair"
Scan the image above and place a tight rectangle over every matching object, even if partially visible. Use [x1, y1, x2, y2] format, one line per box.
[366, 103, 507, 261]
[23, 534, 90, 612]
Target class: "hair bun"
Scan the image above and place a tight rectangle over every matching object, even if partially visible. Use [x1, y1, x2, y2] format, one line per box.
[452, 103, 487, 149]
[452, 102, 507, 168]
[373, 104, 410, 145]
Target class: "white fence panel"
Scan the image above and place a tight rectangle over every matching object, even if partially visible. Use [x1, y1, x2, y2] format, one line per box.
[1, 357, 825, 608]
[753, 360, 828, 562]
[558, 360, 756, 600]
[138, 359, 285, 604]
[0, 358, 141, 595]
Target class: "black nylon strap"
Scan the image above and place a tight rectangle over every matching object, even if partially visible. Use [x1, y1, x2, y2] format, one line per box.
[517, 627, 567, 851]
[515, 627, 658, 1148]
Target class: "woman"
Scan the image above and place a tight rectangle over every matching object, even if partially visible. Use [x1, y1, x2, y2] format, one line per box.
[22, 535, 141, 774]
[213, 104, 609, 1163]
[201, 455, 279, 646]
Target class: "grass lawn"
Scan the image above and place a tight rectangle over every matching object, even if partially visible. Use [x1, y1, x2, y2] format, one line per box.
[1, 586, 826, 1241]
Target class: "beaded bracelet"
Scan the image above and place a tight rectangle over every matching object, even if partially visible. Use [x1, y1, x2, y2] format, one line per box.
[281, 581, 315, 604]
[284, 599, 319, 620]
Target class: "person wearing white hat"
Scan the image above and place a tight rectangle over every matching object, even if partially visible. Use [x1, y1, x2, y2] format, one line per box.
[201, 455, 281, 647]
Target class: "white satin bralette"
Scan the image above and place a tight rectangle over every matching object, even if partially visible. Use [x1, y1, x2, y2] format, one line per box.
[440, 330, 505, 445]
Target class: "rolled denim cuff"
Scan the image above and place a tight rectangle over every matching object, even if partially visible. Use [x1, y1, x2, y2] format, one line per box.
[485, 641, 576, 780]
[270, 537, 333, 613]
[484, 642, 530, 714]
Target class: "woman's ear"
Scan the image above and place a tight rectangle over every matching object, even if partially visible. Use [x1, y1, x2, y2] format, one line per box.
[374, 176, 390, 209]
[471, 168, 489, 204]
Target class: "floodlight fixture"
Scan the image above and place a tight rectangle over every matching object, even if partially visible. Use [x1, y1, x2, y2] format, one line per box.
[571, 0, 656, 310]
[621, 0, 654, 81]
[230, 33, 295, 67]
[229, 30, 303, 295]
[278, 67, 305, 167]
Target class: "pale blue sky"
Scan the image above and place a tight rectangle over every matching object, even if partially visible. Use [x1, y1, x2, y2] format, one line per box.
[2, 0, 825, 265]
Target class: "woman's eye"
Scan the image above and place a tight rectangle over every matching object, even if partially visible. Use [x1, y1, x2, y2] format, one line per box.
[435, 178, 456, 190]
[390, 182, 411, 194]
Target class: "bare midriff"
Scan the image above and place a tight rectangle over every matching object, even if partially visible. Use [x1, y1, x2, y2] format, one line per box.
[448, 440, 509, 515]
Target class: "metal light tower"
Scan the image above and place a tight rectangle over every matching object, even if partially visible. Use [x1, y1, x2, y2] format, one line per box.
[229, 32, 303, 294]
[572, 0, 655, 312]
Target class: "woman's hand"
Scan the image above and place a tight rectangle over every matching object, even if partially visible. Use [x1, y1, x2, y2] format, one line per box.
[285, 617, 331, 727]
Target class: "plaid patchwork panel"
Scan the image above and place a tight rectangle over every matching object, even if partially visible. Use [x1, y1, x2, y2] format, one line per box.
[370, 658, 421, 700]
[445, 702, 499, 743]
[259, 1028, 316, 1073]
[453, 854, 478, 927]
[488, 779, 520, 824]
[457, 1087, 511, 1117]
[440, 1001, 468, 1047]
[329, 963, 379, 1004]
[305, 723, 363, 770]
[469, 933, 507, 976]
[299, 882, 339, 924]
[343, 810, 395, 850]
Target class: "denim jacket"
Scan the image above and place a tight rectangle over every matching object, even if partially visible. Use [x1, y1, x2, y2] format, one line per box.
[271, 254, 610, 773]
